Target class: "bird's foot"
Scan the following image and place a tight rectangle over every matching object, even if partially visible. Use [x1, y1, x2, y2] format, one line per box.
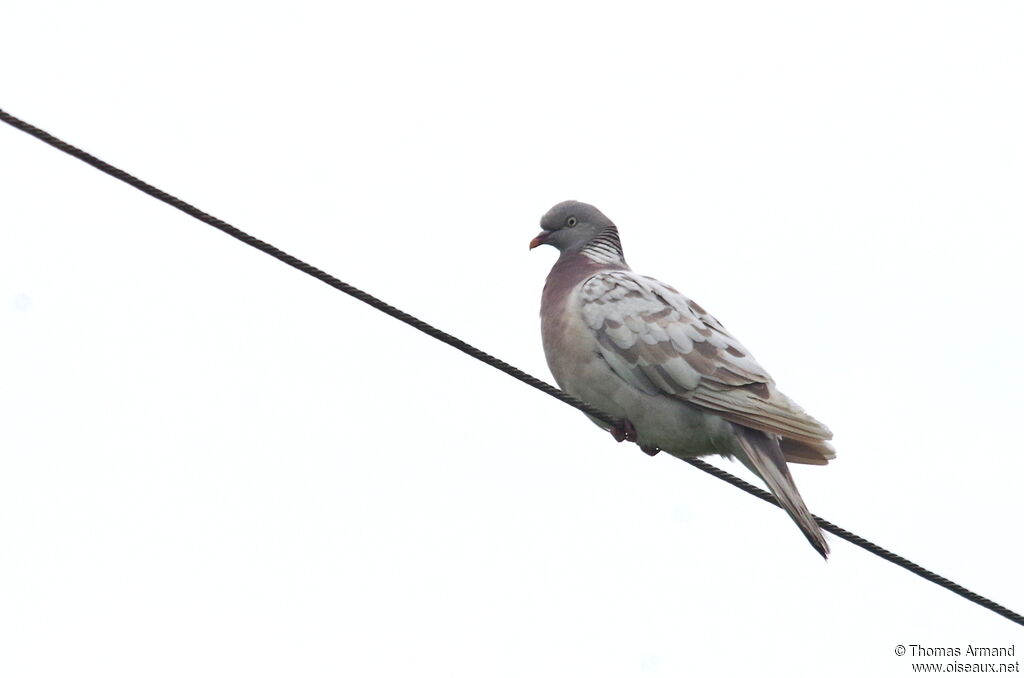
[639, 444, 660, 457]
[610, 420, 660, 456]
[610, 419, 638, 443]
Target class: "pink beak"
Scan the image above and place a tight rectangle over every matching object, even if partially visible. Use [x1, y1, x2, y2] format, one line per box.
[529, 231, 550, 250]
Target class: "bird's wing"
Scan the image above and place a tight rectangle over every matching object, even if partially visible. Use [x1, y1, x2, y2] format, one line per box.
[579, 271, 833, 447]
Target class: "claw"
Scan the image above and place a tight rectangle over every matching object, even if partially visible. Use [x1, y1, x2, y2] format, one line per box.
[610, 419, 660, 456]
[609, 419, 639, 443]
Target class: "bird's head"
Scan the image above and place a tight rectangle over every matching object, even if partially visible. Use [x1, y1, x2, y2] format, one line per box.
[529, 200, 618, 254]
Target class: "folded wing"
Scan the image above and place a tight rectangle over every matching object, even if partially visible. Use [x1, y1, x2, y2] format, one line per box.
[580, 271, 834, 464]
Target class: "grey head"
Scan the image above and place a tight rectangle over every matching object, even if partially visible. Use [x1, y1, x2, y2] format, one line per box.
[529, 200, 625, 263]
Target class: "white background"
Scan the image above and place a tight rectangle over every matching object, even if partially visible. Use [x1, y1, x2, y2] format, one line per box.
[2, 2, 1022, 676]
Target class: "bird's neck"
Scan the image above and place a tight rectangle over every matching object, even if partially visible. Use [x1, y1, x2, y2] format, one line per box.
[579, 225, 626, 266]
[543, 250, 626, 307]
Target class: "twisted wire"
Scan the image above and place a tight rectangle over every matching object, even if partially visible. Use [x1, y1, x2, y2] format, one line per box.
[3, 106, 1020, 627]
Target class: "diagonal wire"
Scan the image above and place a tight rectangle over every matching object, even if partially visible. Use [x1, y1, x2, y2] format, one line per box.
[2, 106, 1021, 628]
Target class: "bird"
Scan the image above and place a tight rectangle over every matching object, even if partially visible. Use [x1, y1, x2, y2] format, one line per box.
[530, 200, 835, 558]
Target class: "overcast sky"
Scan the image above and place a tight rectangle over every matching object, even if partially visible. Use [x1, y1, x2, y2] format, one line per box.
[2, 2, 1022, 676]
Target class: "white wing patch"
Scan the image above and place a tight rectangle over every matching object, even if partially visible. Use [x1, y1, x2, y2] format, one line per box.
[579, 271, 833, 445]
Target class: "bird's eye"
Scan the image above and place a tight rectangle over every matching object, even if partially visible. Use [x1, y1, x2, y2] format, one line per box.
[566, 216, 578, 227]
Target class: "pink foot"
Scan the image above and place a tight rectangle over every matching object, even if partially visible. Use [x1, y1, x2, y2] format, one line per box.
[640, 444, 660, 457]
[610, 420, 661, 456]
[610, 419, 638, 443]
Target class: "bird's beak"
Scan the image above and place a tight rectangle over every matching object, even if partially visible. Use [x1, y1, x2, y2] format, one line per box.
[529, 231, 550, 250]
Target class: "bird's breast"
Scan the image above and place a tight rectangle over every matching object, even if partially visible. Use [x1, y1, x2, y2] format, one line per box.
[539, 260, 738, 457]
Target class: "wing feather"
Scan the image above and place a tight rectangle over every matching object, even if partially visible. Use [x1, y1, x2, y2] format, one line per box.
[580, 271, 833, 460]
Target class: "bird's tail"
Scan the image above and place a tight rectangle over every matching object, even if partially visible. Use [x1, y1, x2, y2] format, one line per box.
[733, 427, 829, 559]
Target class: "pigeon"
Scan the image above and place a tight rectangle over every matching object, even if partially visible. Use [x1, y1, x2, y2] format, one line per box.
[531, 200, 835, 558]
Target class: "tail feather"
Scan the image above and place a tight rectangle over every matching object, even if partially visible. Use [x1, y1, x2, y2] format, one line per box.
[734, 427, 829, 559]
[780, 437, 836, 466]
